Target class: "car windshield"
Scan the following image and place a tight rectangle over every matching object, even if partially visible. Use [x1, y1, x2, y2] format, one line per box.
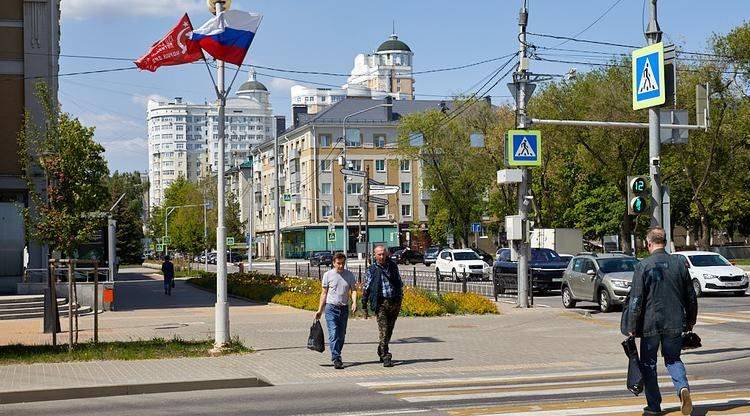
[689, 254, 731, 267]
[597, 258, 637, 273]
[454, 252, 481, 261]
[531, 249, 561, 262]
[426, 247, 440, 254]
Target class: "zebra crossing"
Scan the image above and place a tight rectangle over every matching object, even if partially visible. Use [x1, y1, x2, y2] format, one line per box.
[697, 310, 750, 326]
[357, 369, 750, 415]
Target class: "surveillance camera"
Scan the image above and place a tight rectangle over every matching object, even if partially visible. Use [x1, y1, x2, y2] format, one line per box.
[524, 195, 534, 200]
[651, 157, 660, 167]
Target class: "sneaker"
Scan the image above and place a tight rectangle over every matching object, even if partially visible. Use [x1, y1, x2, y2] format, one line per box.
[680, 388, 692, 415]
[333, 359, 344, 370]
[642, 407, 662, 416]
[383, 355, 393, 368]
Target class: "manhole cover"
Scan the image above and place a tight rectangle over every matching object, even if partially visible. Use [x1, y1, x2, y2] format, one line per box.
[154, 323, 190, 330]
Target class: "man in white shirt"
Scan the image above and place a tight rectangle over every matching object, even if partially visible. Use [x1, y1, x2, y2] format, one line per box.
[314, 252, 357, 369]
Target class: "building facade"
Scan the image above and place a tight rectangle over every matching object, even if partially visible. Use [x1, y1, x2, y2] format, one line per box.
[347, 33, 415, 100]
[250, 97, 445, 259]
[147, 70, 274, 208]
[0, 0, 60, 293]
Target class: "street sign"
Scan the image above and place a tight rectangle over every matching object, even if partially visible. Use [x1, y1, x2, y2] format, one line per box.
[632, 42, 665, 110]
[162, 236, 171, 245]
[156, 244, 164, 252]
[506, 130, 541, 166]
[283, 193, 292, 203]
[497, 169, 523, 184]
[368, 196, 389, 205]
[369, 184, 399, 192]
[471, 223, 482, 233]
[226, 237, 235, 246]
[327, 230, 336, 242]
[368, 178, 384, 186]
[340, 168, 366, 178]
[660, 109, 689, 144]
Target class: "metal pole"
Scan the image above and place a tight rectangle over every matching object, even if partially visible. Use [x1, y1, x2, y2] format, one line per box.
[248, 161, 254, 271]
[93, 261, 98, 343]
[164, 209, 169, 258]
[341, 118, 349, 259]
[646, 0, 663, 228]
[213, 0, 229, 349]
[108, 217, 116, 282]
[274, 133, 281, 277]
[67, 260, 73, 351]
[364, 165, 370, 268]
[204, 203, 208, 272]
[516, 0, 530, 308]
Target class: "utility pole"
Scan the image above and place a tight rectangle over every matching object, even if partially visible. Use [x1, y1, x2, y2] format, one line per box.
[646, 0, 663, 228]
[248, 156, 254, 271]
[213, 0, 229, 350]
[340, 123, 349, 259]
[515, 0, 530, 308]
[364, 165, 370, 268]
[274, 134, 281, 277]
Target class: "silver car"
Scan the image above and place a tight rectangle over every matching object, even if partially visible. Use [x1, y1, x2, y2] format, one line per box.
[561, 254, 638, 312]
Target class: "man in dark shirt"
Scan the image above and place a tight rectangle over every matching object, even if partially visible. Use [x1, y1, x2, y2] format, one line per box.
[161, 256, 175, 296]
[362, 245, 403, 367]
[625, 228, 698, 415]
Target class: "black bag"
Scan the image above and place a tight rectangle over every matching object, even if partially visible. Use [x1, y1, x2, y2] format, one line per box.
[682, 331, 702, 350]
[622, 336, 644, 396]
[620, 295, 632, 336]
[307, 320, 325, 353]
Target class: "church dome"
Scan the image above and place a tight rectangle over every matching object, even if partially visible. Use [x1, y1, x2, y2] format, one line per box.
[377, 34, 411, 53]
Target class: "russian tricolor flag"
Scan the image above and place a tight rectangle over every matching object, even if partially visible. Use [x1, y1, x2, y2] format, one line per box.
[188, 10, 262, 66]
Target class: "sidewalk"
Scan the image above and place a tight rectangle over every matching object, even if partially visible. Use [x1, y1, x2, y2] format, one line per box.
[0, 267, 747, 403]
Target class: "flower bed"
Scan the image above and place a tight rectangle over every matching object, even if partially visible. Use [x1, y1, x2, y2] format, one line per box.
[189, 272, 498, 317]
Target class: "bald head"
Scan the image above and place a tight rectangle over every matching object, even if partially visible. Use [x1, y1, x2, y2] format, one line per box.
[374, 245, 387, 265]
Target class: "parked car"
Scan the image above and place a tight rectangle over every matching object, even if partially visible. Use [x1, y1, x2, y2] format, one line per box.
[673, 251, 748, 297]
[558, 254, 574, 266]
[493, 248, 569, 294]
[471, 248, 493, 264]
[435, 249, 492, 281]
[423, 245, 445, 266]
[561, 253, 637, 312]
[393, 249, 424, 265]
[309, 251, 333, 267]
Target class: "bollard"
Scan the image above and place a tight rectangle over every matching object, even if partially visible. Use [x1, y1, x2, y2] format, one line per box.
[318, 264, 322, 281]
[462, 270, 468, 293]
[413, 266, 417, 287]
[307, 264, 310, 278]
[529, 268, 534, 306]
[295, 262, 299, 276]
[492, 270, 498, 302]
[436, 268, 440, 294]
[358, 265, 362, 284]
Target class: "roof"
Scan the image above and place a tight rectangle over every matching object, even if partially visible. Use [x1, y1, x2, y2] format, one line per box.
[309, 97, 453, 124]
[377, 34, 411, 53]
[238, 80, 268, 92]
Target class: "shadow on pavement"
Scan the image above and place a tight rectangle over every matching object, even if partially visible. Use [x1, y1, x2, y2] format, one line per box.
[113, 277, 259, 311]
[326, 357, 453, 369]
[254, 337, 444, 353]
[684, 347, 750, 356]
[685, 399, 750, 415]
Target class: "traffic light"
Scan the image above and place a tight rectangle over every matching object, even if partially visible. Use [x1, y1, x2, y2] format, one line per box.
[627, 175, 649, 215]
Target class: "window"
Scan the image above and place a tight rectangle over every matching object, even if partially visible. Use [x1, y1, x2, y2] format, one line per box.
[176, 125, 184, 131]
[376, 205, 387, 217]
[320, 160, 332, 172]
[318, 134, 332, 147]
[321, 205, 331, 218]
[401, 182, 411, 195]
[400, 160, 411, 172]
[401, 204, 412, 217]
[440, 252, 451, 260]
[321, 183, 331, 195]
[345, 128, 361, 147]
[347, 205, 361, 218]
[346, 183, 362, 195]
[374, 134, 386, 148]
[375, 159, 386, 172]
[348, 160, 362, 171]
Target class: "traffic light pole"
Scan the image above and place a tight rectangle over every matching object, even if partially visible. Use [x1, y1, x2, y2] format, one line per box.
[515, 0, 530, 308]
[646, 0, 663, 228]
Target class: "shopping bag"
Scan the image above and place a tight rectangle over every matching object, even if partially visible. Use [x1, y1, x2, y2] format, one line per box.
[307, 319, 325, 353]
[622, 336, 644, 396]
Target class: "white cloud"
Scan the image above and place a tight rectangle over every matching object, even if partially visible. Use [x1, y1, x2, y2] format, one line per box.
[76, 112, 145, 141]
[98, 137, 149, 173]
[61, 0, 204, 21]
[132, 94, 170, 108]
[268, 77, 297, 92]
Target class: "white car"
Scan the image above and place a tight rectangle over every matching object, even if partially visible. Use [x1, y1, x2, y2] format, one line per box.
[673, 251, 748, 297]
[434, 249, 492, 281]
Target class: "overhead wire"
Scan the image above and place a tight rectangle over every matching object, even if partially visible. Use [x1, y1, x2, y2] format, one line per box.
[552, 0, 624, 48]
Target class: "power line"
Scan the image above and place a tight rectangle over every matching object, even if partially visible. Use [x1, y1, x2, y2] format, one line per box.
[553, 0, 624, 47]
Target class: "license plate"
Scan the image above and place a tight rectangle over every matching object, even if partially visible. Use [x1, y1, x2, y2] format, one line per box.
[725, 281, 744, 287]
[552, 278, 562, 282]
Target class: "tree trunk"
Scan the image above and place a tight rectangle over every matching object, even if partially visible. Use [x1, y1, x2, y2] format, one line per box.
[620, 213, 634, 255]
[698, 215, 711, 250]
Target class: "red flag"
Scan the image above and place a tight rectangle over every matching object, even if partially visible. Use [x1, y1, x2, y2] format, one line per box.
[135, 14, 203, 72]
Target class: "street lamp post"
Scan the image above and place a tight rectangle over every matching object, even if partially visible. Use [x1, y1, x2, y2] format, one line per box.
[340, 100, 393, 258]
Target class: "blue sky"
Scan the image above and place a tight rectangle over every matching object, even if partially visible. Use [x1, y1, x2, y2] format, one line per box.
[58, 0, 749, 173]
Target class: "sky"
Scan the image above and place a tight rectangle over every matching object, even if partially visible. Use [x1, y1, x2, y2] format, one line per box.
[57, 0, 749, 174]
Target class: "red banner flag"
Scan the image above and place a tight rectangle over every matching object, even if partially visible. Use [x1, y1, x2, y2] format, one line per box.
[135, 14, 203, 72]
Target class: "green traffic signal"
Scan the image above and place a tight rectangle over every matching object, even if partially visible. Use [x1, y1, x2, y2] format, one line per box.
[626, 175, 650, 215]
[630, 177, 647, 193]
[630, 196, 648, 214]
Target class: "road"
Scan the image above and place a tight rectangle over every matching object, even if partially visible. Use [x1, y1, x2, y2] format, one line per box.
[8, 356, 750, 415]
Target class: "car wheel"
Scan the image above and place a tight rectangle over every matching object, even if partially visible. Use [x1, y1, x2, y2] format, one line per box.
[599, 289, 612, 313]
[734, 290, 747, 297]
[562, 286, 576, 308]
[692, 279, 703, 298]
[451, 269, 459, 281]
[435, 268, 443, 282]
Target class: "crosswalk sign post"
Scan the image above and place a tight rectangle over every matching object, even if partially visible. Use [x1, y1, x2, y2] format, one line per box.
[632, 42, 665, 110]
[327, 230, 336, 243]
[506, 130, 541, 167]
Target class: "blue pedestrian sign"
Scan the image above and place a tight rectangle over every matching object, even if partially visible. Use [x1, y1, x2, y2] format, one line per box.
[632, 42, 665, 110]
[506, 130, 541, 167]
[471, 223, 482, 233]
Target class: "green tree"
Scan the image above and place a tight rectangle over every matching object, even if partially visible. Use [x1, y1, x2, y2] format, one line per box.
[108, 171, 146, 264]
[17, 83, 109, 257]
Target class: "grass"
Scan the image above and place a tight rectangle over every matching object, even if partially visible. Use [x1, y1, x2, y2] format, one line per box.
[0, 336, 250, 365]
[732, 259, 750, 266]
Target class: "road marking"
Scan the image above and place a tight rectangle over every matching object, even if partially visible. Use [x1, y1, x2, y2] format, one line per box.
[312, 361, 586, 379]
[698, 311, 750, 325]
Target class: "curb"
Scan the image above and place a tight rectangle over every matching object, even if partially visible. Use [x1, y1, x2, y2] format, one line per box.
[0, 376, 270, 404]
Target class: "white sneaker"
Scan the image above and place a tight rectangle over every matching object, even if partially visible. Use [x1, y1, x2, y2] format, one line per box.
[680, 387, 693, 415]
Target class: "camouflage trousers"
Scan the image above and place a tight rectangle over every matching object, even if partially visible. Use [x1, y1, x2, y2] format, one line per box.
[376, 298, 402, 358]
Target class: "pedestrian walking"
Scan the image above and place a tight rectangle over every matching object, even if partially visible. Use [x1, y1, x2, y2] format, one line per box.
[314, 252, 357, 369]
[362, 244, 403, 367]
[624, 227, 698, 416]
[161, 255, 175, 296]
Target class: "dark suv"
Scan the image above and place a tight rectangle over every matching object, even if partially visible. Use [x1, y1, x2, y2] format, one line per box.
[309, 251, 333, 267]
[493, 248, 569, 294]
[393, 249, 424, 265]
[423, 245, 445, 266]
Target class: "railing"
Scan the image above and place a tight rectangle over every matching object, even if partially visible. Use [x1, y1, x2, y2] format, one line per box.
[23, 267, 112, 284]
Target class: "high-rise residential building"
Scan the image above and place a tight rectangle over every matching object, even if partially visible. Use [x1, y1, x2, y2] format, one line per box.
[0, 1, 59, 293]
[146, 69, 274, 208]
[347, 33, 415, 100]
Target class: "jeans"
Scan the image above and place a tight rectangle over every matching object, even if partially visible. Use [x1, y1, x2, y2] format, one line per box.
[640, 334, 689, 411]
[324, 304, 349, 362]
[164, 277, 173, 295]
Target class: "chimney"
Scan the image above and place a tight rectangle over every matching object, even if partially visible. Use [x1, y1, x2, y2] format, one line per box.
[484, 95, 492, 105]
[274, 115, 286, 137]
[385, 96, 393, 121]
[292, 105, 308, 128]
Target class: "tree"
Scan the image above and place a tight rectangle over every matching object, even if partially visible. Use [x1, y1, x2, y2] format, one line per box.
[108, 172, 146, 264]
[17, 83, 109, 258]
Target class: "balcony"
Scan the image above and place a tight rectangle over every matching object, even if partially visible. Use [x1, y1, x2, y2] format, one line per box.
[288, 148, 300, 160]
[290, 171, 300, 183]
[253, 182, 262, 193]
[420, 190, 431, 201]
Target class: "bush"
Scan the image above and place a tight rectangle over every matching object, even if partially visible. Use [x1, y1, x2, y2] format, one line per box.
[401, 287, 445, 317]
[441, 292, 498, 314]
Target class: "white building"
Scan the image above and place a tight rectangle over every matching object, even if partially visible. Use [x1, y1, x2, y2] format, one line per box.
[147, 69, 274, 208]
[346, 33, 415, 100]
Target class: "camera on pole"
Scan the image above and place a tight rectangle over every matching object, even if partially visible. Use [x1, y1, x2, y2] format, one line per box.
[627, 175, 650, 215]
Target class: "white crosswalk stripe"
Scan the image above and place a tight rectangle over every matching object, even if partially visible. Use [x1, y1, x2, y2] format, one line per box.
[697, 310, 750, 325]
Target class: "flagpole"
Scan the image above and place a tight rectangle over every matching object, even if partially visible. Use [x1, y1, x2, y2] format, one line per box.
[213, 0, 230, 351]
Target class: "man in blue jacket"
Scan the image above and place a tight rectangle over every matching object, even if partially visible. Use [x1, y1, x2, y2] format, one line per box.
[362, 244, 403, 368]
[625, 228, 698, 416]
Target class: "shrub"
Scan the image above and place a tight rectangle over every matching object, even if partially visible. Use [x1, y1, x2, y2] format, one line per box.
[441, 292, 498, 315]
[400, 287, 444, 317]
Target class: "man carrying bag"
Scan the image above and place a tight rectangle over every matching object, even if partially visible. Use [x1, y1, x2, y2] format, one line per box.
[624, 227, 698, 416]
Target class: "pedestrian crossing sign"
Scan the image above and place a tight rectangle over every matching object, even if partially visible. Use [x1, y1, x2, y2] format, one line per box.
[632, 42, 665, 110]
[327, 230, 336, 242]
[506, 130, 541, 166]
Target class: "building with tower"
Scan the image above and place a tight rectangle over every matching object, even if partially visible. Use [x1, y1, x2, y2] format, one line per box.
[346, 33, 415, 100]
